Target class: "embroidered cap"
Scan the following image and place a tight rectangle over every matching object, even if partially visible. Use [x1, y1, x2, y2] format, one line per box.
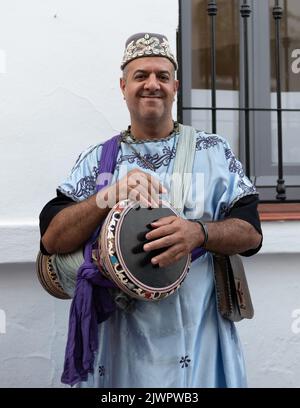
[121, 32, 178, 70]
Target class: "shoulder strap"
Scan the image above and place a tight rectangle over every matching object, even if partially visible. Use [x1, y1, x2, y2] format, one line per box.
[170, 124, 196, 213]
[96, 134, 121, 192]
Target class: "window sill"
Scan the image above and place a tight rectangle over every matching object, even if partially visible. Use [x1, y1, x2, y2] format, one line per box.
[258, 203, 300, 221]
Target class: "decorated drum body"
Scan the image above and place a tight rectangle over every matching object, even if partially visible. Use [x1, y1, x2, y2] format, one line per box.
[36, 251, 71, 300]
[98, 200, 191, 301]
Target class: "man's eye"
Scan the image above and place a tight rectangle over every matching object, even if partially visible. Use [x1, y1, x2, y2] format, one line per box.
[160, 75, 169, 81]
[135, 74, 146, 80]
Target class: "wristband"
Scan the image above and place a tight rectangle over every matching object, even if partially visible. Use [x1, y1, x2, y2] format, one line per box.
[194, 220, 209, 248]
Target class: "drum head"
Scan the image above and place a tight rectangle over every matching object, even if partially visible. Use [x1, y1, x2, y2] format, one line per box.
[118, 205, 189, 289]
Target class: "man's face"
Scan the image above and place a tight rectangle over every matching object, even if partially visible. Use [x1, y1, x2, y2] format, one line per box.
[120, 57, 179, 124]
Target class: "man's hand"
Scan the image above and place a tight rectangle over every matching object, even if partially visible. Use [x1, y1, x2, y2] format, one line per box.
[96, 169, 166, 209]
[143, 216, 204, 268]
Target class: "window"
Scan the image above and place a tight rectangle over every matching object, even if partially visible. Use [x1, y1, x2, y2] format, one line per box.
[192, 0, 240, 91]
[179, 0, 300, 201]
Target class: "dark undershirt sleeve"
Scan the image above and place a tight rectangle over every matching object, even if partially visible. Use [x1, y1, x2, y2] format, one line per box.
[39, 190, 76, 255]
[225, 194, 263, 257]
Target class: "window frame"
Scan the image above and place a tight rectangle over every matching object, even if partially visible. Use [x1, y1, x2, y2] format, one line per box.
[178, 0, 300, 202]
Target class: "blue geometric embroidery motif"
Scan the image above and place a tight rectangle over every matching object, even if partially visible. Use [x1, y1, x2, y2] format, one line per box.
[71, 144, 103, 173]
[117, 146, 176, 171]
[180, 355, 191, 368]
[219, 203, 229, 216]
[238, 179, 256, 195]
[67, 165, 100, 199]
[224, 148, 245, 178]
[98, 365, 105, 377]
[195, 132, 256, 195]
[196, 134, 224, 151]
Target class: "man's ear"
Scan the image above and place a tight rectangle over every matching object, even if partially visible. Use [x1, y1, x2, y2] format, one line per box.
[174, 79, 179, 92]
[120, 78, 126, 96]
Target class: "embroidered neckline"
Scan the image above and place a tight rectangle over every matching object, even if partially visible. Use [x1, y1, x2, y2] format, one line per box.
[121, 121, 180, 144]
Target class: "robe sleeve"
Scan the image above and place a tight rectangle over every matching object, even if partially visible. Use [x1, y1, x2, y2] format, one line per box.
[57, 144, 103, 202]
[211, 136, 258, 221]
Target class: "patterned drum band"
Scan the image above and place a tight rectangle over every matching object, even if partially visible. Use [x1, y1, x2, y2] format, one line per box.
[97, 199, 191, 301]
[36, 251, 71, 300]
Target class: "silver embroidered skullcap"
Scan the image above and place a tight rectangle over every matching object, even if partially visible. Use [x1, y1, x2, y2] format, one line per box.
[121, 32, 178, 70]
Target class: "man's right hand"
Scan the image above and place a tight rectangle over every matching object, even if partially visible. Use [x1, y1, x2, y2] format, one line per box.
[42, 170, 167, 254]
[96, 169, 167, 209]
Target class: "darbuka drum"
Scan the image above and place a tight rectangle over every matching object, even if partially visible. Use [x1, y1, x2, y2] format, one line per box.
[36, 200, 191, 303]
[98, 199, 191, 301]
[36, 251, 71, 299]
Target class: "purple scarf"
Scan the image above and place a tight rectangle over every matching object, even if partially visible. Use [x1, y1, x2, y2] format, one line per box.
[61, 134, 206, 386]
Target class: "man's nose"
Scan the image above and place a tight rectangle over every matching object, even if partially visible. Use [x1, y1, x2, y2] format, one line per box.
[144, 74, 160, 91]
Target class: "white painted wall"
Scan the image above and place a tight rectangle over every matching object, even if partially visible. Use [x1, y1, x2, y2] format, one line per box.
[0, 0, 178, 234]
[0, 263, 70, 387]
[240, 253, 300, 388]
[1, 0, 300, 389]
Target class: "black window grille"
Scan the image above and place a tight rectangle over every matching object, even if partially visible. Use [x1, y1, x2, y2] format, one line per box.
[177, 0, 300, 202]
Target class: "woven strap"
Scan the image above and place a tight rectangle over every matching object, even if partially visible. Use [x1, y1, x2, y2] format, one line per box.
[170, 124, 196, 213]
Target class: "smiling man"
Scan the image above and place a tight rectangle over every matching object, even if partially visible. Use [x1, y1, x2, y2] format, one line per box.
[39, 32, 262, 388]
[120, 55, 179, 138]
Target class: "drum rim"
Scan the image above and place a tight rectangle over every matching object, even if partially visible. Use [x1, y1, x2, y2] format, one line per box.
[36, 251, 71, 300]
[115, 200, 190, 293]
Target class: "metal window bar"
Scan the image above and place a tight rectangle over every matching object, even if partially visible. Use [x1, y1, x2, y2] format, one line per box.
[240, 0, 251, 178]
[207, 1, 218, 134]
[177, 0, 183, 125]
[177, 0, 300, 202]
[272, 0, 286, 200]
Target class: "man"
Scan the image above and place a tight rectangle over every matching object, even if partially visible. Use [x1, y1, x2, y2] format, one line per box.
[40, 33, 262, 387]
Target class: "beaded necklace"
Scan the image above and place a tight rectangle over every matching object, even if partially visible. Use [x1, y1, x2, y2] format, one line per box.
[121, 121, 180, 144]
[120, 122, 179, 172]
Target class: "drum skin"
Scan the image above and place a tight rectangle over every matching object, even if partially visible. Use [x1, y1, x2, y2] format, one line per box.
[98, 200, 191, 301]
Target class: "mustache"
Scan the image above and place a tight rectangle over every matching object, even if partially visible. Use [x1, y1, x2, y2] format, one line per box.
[139, 92, 163, 98]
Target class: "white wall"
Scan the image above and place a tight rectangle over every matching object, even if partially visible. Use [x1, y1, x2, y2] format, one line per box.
[240, 253, 300, 388]
[0, 263, 70, 387]
[0, 0, 178, 242]
[1, 0, 300, 389]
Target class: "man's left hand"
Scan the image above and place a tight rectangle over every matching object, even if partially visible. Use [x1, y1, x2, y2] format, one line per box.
[143, 216, 204, 268]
